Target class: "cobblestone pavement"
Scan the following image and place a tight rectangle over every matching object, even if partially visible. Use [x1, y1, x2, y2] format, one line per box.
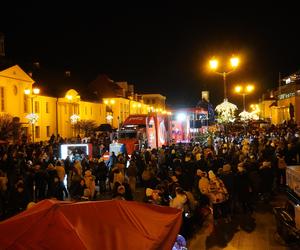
[188, 193, 299, 250]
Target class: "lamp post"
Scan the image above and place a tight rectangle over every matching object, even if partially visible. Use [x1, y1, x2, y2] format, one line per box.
[104, 98, 115, 127]
[234, 84, 254, 111]
[66, 94, 80, 137]
[25, 87, 40, 143]
[209, 56, 240, 101]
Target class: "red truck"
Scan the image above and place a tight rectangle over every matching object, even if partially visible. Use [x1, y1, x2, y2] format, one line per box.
[117, 114, 171, 155]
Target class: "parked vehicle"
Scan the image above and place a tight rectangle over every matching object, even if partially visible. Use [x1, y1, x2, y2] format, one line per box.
[118, 114, 171, 155]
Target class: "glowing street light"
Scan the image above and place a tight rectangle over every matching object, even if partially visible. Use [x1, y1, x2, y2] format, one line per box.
[103, 98, 115, 126]
[209, 56, 240, 101]
[234, 84, 255, 111]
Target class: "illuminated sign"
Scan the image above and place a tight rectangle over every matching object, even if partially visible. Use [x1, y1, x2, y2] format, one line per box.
[60, 144, 89, 160]
[278, 92, 295, 100]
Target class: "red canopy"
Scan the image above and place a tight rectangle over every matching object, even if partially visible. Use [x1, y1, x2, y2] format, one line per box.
[0, 199, 182, 250]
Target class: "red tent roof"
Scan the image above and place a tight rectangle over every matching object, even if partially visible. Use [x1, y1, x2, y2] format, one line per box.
[0, 199, 182, 250]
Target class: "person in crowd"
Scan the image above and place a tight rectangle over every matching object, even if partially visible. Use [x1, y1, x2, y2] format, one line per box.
[33, 164, 48, 201]
[127, 160, 137, 193]
[276, 153, 287, 188]
[8, 180, 29, 217]
[84, 170, 96, 200]
[235, 163, 253, 214]
[207, 170, 229, 224]
[219, 164, 236, 218]
[95, 157, 108, 194]
[107, 151, 117, 170]
[70, 178, 86, 200]
[51, 176, 69, 201]
[259, 159, 274, 201]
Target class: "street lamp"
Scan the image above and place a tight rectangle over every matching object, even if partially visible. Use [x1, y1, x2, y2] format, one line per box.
[66, 94, 80, 137]
[209, 56, 240, 101]
[103, 98, 115, 126]
[234, 84, 254, 111]
[24, 86, 40, 143]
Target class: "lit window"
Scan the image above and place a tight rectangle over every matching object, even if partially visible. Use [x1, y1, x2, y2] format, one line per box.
[0, 87, 5, 112]
[34, 101, 40, 113]
[46, 126, 50, 137]
[46, 102, 49, 113]
[24, 94, 29, 113]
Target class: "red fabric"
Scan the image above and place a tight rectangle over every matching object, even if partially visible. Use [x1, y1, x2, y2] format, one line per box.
[0, 199, 182, 250]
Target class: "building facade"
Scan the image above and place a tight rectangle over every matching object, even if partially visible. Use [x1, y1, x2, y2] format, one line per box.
[259, 71, 300, 125]
[0, 65, 169, 142]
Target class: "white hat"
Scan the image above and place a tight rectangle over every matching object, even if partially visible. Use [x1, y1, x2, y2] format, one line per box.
[208, 170, 216, 180]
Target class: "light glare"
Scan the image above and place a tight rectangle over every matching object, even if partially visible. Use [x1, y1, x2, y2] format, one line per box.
[209, 59, 218, 70]
[230, 57, 239, 68]
[176, 113, 186, 122]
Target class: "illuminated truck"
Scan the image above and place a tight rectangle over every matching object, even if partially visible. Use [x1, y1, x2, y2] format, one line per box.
[118, 114, 171, 155]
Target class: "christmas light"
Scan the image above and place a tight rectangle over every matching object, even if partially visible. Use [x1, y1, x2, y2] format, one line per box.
[70, 114, 80, 124]
[26, 113, 39, 124]
[215, 100, 237, 123]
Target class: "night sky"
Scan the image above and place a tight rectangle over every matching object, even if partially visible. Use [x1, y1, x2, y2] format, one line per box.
[1, 4, 300, 109]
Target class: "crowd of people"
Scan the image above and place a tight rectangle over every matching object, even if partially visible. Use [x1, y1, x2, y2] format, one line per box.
[1, 121, 300, 239]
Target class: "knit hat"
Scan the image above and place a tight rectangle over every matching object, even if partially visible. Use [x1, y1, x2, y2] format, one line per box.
[208, 170, 216, 180]
[146, 188, 153, 197]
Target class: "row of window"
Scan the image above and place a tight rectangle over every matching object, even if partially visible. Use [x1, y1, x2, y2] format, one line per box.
[22, 126, 51, 139]
[24, 99, 102, 116]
